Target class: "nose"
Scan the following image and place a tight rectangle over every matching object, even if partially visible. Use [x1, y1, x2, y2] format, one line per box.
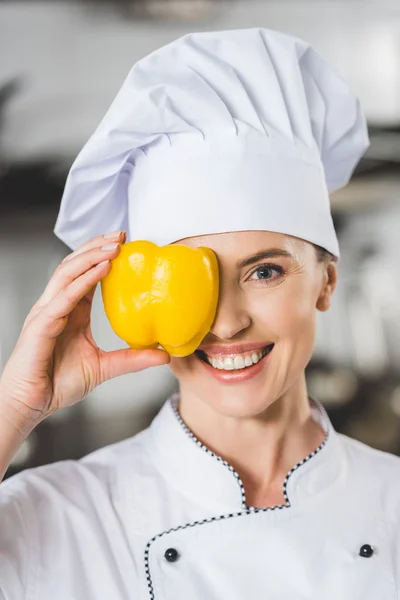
[209, 283, 251, 340]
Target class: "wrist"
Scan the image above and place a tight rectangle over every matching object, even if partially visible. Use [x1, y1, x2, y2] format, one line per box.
[0, 396, 39, 482]
[0, 388, 42, 440]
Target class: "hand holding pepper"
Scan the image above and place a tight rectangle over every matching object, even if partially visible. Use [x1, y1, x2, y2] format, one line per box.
[0, 231, 171, 446]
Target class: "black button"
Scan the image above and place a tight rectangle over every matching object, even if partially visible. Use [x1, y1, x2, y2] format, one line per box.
[164, 548, 179, 562]
[359, 544, 374, 558]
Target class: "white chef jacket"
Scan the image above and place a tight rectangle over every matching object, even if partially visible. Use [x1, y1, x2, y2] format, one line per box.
[1, 390, 400, 600]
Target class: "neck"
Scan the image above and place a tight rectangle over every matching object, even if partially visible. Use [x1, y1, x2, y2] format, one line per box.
[178, 375, 326, 508]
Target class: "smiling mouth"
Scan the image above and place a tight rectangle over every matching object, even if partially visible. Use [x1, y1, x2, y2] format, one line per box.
[195, 344, 274, 371]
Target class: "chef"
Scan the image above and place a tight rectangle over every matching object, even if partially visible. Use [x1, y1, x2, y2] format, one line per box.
[1, 27, 400, 600]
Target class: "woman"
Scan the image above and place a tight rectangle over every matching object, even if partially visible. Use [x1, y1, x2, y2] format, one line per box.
[1, 27, 400, 600]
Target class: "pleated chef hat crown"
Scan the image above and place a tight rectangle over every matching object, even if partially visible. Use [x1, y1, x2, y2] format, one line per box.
[54, 27, 369, 258]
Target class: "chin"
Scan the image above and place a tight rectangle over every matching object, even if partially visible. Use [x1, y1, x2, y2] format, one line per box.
[207, 385, 277, 418]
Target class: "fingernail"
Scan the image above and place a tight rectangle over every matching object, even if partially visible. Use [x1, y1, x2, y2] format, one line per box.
[101, 243, 119, 251]
[96, 259, 110, 268]
[104, 230, 124, 240]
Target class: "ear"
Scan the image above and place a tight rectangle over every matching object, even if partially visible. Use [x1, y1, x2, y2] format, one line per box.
[316, 261, 338, 312]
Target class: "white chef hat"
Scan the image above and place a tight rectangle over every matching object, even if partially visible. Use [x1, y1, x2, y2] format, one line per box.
[54, 27, 369, 258]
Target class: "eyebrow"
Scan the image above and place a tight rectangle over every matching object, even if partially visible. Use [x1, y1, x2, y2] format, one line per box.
[236, 249, 293, 269]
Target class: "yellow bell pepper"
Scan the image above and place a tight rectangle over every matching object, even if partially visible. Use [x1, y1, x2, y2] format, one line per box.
[100, 240, 219, 357]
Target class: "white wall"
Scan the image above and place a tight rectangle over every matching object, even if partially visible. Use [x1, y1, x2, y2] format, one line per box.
[1, 0, 400, 162]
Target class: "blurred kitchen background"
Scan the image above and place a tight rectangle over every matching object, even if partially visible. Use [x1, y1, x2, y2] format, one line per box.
[1, 0, 400, 478]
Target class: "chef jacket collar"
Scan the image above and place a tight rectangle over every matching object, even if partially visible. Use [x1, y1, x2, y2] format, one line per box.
[147, 390, 345, 514]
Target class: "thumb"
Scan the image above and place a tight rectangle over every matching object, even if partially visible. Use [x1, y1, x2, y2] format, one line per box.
[99, 348, 171, 382]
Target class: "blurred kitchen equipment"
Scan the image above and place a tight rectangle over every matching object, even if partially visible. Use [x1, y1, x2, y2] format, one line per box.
[87, 0, 219, 21]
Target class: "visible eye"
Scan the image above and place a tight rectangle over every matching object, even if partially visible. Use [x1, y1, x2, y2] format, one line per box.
[248, 263, 285, 284]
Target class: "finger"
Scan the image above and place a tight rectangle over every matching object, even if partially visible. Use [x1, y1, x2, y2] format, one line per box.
[61, 230, 126, 264]
[36, 242, 121, 309]
[34, 260, 112, 338]
[98, 348, 171, 382]
[22, 238, 119, 334]
[26, 231, 125, 329]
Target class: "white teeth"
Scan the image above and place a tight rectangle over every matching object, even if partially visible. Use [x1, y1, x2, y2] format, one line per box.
[223, 357, 235, 370]
[233, 356, 245, 370]
[203, 346, 272, 371]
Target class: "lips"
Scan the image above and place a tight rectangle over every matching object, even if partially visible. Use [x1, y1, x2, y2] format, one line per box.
[194, 343, 274, 383]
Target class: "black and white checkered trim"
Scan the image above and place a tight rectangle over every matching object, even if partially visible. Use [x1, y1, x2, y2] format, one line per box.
[170, 392, 248, 508]
[144, 392, 329, 599]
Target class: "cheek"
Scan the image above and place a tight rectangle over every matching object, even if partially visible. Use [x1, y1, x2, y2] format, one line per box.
[250, 284, 317, 337]
[168, 356, 192, 378]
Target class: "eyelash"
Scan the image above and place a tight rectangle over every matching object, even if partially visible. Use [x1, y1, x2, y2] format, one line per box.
[248, 263, 285, 284]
